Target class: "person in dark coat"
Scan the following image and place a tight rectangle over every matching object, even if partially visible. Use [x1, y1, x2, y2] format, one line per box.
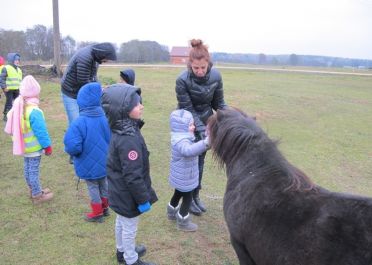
[61, 42, 116, 164]
[63, 82, 111, 223]
[101, 83, 157, 265]
[175, 39, 227, 215]
[120, 68, 135, 85]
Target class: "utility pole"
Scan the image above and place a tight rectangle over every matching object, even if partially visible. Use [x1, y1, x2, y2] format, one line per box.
[52, 0, 62, 77]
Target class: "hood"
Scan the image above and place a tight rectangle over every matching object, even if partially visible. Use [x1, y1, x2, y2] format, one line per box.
[92, 42, 117, 63]
[7, 53, 20, 64]
[77, 82, 102, 109]
[101, 83, 141, 134]
[20, 75, 41, 98]
[170, 109, 194, 133]
[120, 69, 135, 85]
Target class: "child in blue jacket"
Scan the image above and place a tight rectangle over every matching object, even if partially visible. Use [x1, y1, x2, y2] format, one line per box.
[64, 82, 110, 222]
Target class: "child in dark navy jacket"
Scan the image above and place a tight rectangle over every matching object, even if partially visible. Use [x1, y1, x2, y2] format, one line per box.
[102, 83, 158, 265]
[64, 82, 110, 223]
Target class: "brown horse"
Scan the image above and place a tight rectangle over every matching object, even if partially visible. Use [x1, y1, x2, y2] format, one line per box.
[207, 107, 372, 265]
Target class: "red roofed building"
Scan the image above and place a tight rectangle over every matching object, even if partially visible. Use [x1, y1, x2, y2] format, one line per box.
[170, 46, 191, 64]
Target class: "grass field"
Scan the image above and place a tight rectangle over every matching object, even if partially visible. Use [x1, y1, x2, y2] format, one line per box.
[0, 66, 371, 265]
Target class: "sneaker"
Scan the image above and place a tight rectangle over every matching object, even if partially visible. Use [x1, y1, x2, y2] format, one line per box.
[29, 188, 52, 199]
[116, 244, 147, 263]
[32, 192, 54, 204]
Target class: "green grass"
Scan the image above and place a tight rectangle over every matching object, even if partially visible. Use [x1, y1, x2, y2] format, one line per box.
[0, 66, 371, 265]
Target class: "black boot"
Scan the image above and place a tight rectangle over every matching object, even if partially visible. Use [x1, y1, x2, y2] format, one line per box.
[193, 189, 206, 212]
[116, 244, 147, 263]
[189, 199, 202, 216]
[132, 258, 156, 265]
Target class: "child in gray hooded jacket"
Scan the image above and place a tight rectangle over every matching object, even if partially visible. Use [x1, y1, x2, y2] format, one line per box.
[167, 109, 209, 232]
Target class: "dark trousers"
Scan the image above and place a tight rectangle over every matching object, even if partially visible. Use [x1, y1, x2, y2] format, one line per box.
[170, 189, 192, 217]
[3, 90, 19, 115]
[197, 151, 207, 190]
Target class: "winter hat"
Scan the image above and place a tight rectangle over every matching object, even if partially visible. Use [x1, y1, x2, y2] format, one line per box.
[128, 92, 141, 112]
[20, 75, 41, 98]
[77, 82, 102, 108]
[120, 69, 135, 85]
[170, 109, 194, 133]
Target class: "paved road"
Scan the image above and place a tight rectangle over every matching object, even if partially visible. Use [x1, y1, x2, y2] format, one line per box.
[47, 64, 372, 77]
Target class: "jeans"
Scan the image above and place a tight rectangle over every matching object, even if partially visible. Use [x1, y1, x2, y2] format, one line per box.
[61, 93, 79, 125]
[115, 214, 139, 265]
[24, 156, 42, 197]
[85, 178, 108, 203]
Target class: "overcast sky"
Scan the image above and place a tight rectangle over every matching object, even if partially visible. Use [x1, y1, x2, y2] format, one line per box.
[1, 0, 371, 59]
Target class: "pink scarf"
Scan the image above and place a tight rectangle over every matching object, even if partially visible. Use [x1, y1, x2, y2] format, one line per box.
[4, 75, 40, 155]
[4, 75, 41, 155]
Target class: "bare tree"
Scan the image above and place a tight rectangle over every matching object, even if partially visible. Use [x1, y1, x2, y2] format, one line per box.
[53, 0, 61, 76]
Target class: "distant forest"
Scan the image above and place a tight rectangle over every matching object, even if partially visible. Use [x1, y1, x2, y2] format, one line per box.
[1, 25, 371, 68]
[212, 53, 372, 68]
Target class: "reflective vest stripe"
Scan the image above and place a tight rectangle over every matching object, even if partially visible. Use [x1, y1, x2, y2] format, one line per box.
[25, 140, 40, 148]
[23, 131, 34, 138]
[5, 65, 22, 90]
[22, 106, 43, 153]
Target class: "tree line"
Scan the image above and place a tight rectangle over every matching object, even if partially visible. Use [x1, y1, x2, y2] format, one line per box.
[1, 24, 371, 68]
[0, 25, 169, 63]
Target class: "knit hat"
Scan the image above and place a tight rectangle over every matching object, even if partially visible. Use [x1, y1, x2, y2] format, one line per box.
[128, 93, 141, 112]
[120, 69, 135, 85]
[20, 75, 41, 98]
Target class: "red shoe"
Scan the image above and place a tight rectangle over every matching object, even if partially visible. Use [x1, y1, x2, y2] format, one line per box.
[84, 202, 104, 223]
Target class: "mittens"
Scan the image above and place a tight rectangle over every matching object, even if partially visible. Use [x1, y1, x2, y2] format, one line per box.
[44, 146, 52, 156]
[137, 201, 151, 213]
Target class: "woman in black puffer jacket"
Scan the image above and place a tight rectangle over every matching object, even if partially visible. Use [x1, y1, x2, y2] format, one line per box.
[61, 42, 116, 124]
[175, 39, 228, 215]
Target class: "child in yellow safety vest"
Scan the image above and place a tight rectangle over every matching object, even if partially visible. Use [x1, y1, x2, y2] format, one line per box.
[4, 75, 54, 204]
[0, 53, 22, 121]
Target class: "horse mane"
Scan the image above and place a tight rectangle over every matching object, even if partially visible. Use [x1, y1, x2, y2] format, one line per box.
[207, 107, 315, 191]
